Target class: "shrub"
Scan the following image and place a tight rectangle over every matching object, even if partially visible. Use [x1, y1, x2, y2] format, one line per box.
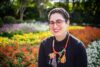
[16, 19, 23, 23]
[86, 40, 100, 67]
[0, 17, 3, 27]
[4, 16, 16, 24]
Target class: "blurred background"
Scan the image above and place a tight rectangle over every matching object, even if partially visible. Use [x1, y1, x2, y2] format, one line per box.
[0, 0, 100, 67]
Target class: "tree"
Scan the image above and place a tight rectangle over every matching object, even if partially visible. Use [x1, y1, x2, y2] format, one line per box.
[33, 0, 49, 20]
[0, 0, 13, 18]
[82, 0, 100, 25]
[12, 0, 33, 21]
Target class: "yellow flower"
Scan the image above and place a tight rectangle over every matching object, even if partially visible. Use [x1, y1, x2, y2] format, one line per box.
[68, 26, 84, 30]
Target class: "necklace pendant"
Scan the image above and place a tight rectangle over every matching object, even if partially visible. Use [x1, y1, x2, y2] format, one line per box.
[49, 52, 56, 59]
[51, 57, 57, 67]
[60, 52, 66, 63]
[49, 53, 57, 67]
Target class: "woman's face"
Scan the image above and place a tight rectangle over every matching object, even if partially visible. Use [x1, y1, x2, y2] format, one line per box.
[49, 13, 69, 37]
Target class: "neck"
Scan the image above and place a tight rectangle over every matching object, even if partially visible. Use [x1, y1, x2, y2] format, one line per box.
[55, 32, 68, 41]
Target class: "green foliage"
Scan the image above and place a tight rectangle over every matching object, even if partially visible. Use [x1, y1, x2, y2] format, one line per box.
[45, 2, 53, 8]
[0, 0, 99, 24]
[4, 16, 16, 24]
[0, 0, 16, 20]
[0, 32, 14, 38]
[16, 19, 23, 23]
[24, 7, 39, 20]
[0, 17, 3, 27]
[71, 9, 84, 24]
[54, 2, 69, 11]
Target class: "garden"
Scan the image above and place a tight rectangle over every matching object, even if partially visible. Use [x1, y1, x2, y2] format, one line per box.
[0, 22, 100, 67]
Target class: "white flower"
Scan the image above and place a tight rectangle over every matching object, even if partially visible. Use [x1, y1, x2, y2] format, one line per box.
[86, 40, 100, 67]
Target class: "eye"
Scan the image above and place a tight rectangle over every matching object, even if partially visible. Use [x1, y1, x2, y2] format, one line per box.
[57, 20, 62, 24]
[56, 20, 63, 24]
[49, 21, 54, 24]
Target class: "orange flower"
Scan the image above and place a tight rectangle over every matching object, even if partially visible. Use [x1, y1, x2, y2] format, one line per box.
[32, 46, 39, 56]
[15, 41, 19, 49]
[28, 64, 37, 67]
[24, 56, 31, 61]
[21, 47, 29, 54]
[0, 47, 3, 52]
[6, 46, 14, 52]
[21, 61, 26, 65]
[13, 59, 18, 64]
[70, 27, 100, 47]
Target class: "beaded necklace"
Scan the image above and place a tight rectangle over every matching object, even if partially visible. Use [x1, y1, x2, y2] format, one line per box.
[49, 33, 70, 66]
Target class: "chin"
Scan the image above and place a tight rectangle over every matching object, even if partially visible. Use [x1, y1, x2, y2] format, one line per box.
[53, 33, 62, 37]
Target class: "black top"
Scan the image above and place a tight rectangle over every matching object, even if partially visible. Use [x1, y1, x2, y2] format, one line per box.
[38, 34, 87, 67]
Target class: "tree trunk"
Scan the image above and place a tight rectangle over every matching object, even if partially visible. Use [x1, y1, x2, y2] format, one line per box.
[38, 5, 45, 19]
[72, 0, 75, 9]
[35, 0, 49, 20]
[20, 5, 26, 21]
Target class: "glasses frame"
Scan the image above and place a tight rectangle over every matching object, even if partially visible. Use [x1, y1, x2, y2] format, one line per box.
[49, 19, 67, 26]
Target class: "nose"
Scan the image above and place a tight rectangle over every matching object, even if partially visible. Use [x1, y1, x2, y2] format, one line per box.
[53, 23, 58, 28]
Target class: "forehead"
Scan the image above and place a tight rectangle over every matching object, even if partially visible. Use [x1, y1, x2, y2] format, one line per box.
[49, 13, 65, 21]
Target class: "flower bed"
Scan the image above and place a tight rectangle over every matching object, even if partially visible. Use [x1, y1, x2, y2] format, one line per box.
[0, 26, 100, 47]
[0, 26, 100, 67]
[70, 26, 100, 47]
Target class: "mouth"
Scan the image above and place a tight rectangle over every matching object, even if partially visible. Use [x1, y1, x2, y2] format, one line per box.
[53, 29, 60, 33]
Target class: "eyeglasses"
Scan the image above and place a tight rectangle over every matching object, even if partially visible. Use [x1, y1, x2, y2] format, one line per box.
[49, 19, 66, 26]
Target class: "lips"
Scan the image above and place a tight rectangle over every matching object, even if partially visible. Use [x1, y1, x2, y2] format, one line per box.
[53, 29, 60, 33]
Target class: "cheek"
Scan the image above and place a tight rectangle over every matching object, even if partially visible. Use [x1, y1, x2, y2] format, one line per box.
[49, 26, 52, 30]
[62, 24, 69, 31]
[49, 26, 54, 32]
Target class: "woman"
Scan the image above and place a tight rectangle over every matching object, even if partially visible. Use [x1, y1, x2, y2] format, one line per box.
[38, 8, 87, 67]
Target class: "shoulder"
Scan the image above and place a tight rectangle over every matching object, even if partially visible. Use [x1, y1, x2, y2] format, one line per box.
[40, 36, 53, 46]
[69, 34, 86, 55]
[69, 34, 85, 48]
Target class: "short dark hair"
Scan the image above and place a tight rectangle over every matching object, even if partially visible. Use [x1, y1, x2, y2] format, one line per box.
[48, 8, 70, 22]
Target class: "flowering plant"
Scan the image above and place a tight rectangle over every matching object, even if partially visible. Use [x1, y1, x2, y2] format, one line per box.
[0, 44, 39, 67]
[86, 40, 100, 67]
